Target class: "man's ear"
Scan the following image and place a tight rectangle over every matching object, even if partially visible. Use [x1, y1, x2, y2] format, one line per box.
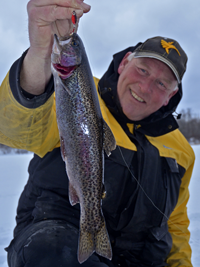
[163, 88, 179, 106]
[118, 52, 132, 75]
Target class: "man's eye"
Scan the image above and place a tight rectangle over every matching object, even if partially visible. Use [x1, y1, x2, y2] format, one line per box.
[157, 81, 166, 89]
[139, 68, 146, 74]
[159, 81, 164, 86]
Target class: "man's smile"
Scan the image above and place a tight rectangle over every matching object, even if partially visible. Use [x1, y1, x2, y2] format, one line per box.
[130, 89, 145, 103]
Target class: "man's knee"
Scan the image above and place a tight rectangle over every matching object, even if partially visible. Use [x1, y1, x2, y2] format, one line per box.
[7, 222, 110, 267]
[23, 224, 80, 266]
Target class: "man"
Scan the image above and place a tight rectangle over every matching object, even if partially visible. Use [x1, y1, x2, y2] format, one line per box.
[0, 0, 194, 266]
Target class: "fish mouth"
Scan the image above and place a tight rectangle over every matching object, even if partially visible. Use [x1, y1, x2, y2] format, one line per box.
[53, 63, 78, 79]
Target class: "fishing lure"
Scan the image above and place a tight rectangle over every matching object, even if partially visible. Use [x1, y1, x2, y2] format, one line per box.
[71, 11, 77, 33]
[54, 11, 77, 38]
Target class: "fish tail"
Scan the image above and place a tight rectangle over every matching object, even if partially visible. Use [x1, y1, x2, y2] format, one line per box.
[78, 230, 95, 263]
[95, 220, 112, 260]
[78, 220, 112, 263]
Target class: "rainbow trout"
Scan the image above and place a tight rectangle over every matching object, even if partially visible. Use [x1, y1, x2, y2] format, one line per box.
[51, 33, 116, 263]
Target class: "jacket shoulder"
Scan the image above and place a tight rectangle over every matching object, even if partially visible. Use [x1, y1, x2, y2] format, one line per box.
[147, 129, 195, 169]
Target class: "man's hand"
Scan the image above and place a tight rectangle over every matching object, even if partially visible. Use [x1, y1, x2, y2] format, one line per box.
[20, 0, 91, 95]
[28, 0, 90, 59]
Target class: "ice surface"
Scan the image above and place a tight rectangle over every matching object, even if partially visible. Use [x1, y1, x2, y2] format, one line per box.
[0, 154, 33, 267]
[0, 146, 199, 266]
[188, 145, 200, 266]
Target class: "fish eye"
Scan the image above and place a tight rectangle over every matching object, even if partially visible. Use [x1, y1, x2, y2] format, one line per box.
[72, 40, 79, 46]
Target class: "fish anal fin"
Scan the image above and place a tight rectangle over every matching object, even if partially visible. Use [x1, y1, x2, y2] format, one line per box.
[78, 230, 95, 264]
[103, 120, 116, 157]
[69, 182, 79, 206]
[95, 220, 112, 260]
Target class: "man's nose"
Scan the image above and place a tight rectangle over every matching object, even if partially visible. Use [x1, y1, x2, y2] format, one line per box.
[139, 78, 153, 93]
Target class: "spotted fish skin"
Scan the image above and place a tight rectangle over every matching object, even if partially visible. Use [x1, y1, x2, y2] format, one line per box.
[51, 33, 116, 264]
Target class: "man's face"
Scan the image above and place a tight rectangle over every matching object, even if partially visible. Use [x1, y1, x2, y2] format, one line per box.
[117, 53, 178, 121]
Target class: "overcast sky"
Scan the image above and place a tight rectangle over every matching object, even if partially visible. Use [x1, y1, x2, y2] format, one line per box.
[1, 0, 200, 115]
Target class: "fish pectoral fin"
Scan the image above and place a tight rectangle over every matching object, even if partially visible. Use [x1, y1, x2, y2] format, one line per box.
[78, 231, 95, 264]
[95, 221, 112, 261]
[69, 182, 79, 206]
[103, 120, 116, 157]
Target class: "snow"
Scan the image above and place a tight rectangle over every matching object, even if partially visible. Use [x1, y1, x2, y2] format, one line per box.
[187, 145, 200, 266]
[0, 154, 33, 267]
[0, 147, 199, 267]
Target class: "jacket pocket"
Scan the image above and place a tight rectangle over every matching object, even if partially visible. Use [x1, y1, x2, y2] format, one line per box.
[150, 223, 169, 241]
[140, 223, 172, 266]
[160, 157, 183, 226]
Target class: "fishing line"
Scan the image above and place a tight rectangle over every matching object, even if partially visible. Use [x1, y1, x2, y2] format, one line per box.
[95, 23, 185, 235]
[54, 21, 62, 39]
[117, 145, 185, 234]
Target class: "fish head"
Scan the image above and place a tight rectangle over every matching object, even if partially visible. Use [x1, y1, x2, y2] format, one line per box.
[51, 33, 82, 79]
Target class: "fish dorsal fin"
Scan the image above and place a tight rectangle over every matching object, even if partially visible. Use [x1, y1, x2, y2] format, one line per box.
[103, 120, 116, 157]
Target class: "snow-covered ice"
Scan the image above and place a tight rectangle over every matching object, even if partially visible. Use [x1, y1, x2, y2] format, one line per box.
[0, 154, 33, 267]
[0, 146, 199, 267]
[187, 145, 200, 266]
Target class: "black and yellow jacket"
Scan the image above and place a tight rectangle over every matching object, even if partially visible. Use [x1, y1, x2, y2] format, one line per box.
[0, 46, 195, 267]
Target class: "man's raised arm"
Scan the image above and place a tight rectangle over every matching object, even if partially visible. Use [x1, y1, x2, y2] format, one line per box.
[20, 0, 91, 95]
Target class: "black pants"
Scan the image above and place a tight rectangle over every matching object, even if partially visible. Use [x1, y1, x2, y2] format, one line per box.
[6, 220, 118, 267]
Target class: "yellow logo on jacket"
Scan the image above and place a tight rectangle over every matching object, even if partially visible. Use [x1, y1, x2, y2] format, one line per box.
[161, 40, 181, 56]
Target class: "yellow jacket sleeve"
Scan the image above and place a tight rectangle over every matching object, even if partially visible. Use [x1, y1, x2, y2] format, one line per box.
[166, 160, 194, 267]
[0, 72, 60, 157]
